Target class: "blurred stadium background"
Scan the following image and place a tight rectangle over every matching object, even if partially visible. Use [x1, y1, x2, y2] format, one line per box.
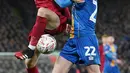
[0, 0, 130, 73]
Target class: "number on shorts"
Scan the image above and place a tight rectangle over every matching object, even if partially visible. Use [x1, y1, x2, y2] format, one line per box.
[89, 0, 97, 23]
[84, 46, 96, 56]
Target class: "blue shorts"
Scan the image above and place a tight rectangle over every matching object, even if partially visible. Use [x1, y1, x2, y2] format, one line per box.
[60, 35, 100, 65]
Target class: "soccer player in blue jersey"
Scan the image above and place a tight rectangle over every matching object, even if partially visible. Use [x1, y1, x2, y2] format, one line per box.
[52, 0, 100, 73]
[104, 36, 121, 73]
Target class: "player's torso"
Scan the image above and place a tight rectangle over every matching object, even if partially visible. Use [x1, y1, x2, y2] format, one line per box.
[70, 0, 98, 38]
[105, 45, 117, 67]
[104, 45, 120, 73]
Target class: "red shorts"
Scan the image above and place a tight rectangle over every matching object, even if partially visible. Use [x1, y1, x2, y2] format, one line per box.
[34, 0, 69, 35]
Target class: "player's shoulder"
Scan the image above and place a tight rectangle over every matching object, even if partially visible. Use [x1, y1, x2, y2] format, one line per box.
[114, 44, 118, 49]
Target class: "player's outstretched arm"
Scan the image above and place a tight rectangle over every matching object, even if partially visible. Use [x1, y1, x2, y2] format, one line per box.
[105, 52, 116, 60]
[54, 0, 73, 8]
[55, 0, 85, 8]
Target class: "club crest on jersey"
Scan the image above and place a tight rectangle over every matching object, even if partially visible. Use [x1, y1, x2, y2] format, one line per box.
[88, 56, 94, 60]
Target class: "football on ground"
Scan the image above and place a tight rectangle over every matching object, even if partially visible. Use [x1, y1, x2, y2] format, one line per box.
[37, 34, 56, 54]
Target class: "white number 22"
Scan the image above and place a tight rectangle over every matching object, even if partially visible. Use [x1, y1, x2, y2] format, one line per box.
[84, 46, 96, 56]
[89, 0, 97, 23]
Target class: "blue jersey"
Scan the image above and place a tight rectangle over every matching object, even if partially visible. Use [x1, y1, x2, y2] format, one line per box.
[55, 0, 98, 38]
[55, 0, 100, 66]
[70, 0, 98, 38]
[104, 44, 117, 66]
[104, 44, 120, 73]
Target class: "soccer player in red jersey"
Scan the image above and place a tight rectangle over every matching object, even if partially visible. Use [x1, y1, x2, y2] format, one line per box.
[14, 0, 71, 73]
[99, 35, 107, 73]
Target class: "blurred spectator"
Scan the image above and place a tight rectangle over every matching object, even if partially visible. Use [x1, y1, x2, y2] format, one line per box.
[0, 0, 28, 52]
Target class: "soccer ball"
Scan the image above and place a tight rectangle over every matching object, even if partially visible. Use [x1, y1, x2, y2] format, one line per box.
[37, 34, 56, 54]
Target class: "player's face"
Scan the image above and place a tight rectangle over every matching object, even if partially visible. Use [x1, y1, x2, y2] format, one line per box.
[107, 36, 115, 44]
[102, 37, 108, 45]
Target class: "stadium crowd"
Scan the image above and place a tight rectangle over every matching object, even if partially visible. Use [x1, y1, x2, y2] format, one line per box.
[0, 0, 130, 73]
[0, 0, 28, 52]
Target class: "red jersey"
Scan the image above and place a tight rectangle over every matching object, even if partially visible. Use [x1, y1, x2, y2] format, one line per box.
[34, 0, 70, 35]
[99, 45, 105, 73]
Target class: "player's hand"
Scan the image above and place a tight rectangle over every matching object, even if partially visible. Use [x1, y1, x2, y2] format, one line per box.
[72, 0, 85, 3]
[116, 59, 123, 66]
[15, 49, 35, 60]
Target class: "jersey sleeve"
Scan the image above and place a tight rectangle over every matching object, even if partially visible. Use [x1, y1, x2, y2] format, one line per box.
[105, 52, 116, 60]
[54, 0, 73, 8]
[104, 45, 116, 60]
